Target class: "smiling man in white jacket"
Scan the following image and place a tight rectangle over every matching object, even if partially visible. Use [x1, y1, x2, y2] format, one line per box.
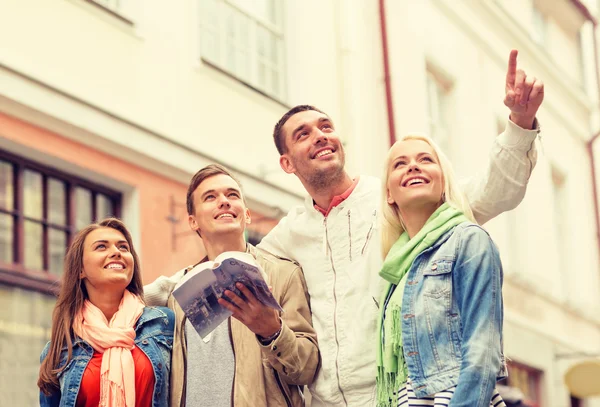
[258, 50, 544, 406]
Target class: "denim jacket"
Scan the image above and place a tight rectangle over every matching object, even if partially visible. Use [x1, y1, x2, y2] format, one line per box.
[400, 223, 506, 406]
[39, 306, 175, 407]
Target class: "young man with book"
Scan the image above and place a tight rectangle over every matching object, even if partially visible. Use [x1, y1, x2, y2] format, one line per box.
[144, 164, 319, 407]
[257, 50, 544, 406]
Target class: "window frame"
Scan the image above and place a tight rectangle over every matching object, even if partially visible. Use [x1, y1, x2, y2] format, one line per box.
[198, 0, 287, 104]
[0, 150, 121, 294]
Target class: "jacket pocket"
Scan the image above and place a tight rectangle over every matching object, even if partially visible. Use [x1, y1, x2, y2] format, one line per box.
[422, 260, 453, 298]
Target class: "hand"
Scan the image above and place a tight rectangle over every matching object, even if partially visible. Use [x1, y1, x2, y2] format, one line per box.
[218, 282, 281, 338]
[504, 49, 544, 129]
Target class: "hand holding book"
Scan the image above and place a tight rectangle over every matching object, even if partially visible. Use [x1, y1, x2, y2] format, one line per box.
[172, 251, 283, 339]
[218, 282, 282, 339]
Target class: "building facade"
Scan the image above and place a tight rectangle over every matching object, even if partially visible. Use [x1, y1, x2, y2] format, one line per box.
[0, 0, 599, 405]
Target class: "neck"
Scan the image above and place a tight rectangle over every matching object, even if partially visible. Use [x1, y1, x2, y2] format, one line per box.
[305, 172, 354, 210]
[203, 233, 247, 261]
[87, 288, 125, 321]
[399, 202, 440, 239]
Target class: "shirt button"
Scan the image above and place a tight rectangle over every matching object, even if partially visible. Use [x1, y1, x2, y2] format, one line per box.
[431, 264, 438, 271]
[277, 352, 281, 357]
[158, 363, 163, 369]
[273, 346, 277, 350]
[142, 340, 149, 345]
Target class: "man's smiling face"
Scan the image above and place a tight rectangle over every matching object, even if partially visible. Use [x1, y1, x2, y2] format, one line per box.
[279, 109, 346, 189]
[188, 174, 250, 239]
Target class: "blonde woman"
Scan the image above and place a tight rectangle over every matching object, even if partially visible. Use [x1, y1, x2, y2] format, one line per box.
[376, 135, 507, 407]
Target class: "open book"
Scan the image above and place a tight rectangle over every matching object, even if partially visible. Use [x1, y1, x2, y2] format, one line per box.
[172, 251, 283, 339]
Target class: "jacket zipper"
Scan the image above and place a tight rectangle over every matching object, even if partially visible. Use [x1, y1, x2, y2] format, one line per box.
[273, 368, 293, 407]
[324, 217, 349, 406]
[361, 209, 377, 255]
[347, 209, 352, 262]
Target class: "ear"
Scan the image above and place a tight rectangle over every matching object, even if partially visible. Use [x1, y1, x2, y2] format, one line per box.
[244, 208, 252, 224]
[386, 188, 395, 205]
[188, 214, 199, 233]
[80, 270, 86, 280]
[279, 155, 295, 174]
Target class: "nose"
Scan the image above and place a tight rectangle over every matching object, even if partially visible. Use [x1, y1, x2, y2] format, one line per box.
[108, 245, 122, 258]
[217, 194, 231, 208]
[314, 129, 328, 144]
[408, 162, 421, 173]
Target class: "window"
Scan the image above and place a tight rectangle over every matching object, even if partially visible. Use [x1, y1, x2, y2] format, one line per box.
[0, 284, 55, 406]
[199, 0, 286, 101]
[425, 69, 452, 154]
[0, 152, 121, 289]
[499, 361, 543, 407]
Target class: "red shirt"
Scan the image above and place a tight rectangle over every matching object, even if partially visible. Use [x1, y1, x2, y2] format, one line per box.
[314, 177, 360, 216]
[76, 346, 155, 407]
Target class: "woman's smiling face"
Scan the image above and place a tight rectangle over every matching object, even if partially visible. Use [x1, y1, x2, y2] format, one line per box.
[386, 139, 444, 211]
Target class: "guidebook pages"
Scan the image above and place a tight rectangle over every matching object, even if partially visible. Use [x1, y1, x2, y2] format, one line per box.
[172, 251, 283, 339]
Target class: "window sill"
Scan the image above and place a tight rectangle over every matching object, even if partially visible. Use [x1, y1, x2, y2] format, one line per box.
[67, 0, 139, 38]
[199, 58, 290, 110]
[83, 0, 133, 25]
[0, 264, 60, 295]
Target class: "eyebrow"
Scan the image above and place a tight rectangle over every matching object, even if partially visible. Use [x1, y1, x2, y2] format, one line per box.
[92, 240, 129, 245]
[392, 152, 434, 163]
[200, 188, 241, 199]
[291, 117, 333, 140]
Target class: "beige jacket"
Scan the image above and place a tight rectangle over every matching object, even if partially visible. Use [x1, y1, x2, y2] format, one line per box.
[144, 244, 320, 406]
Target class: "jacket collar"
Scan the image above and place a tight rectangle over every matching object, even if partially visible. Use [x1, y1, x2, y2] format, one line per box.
[190, 243, 259, 274]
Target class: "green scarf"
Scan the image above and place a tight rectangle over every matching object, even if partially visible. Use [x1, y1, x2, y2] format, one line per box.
[376, 203, 469, 407]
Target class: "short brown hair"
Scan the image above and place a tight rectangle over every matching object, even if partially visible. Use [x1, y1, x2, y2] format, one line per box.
[273, 105, 326, 155]
[186, 164, 243, 215]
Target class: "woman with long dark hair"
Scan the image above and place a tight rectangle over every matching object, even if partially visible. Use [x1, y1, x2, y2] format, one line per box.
[38, 218, 173, 407]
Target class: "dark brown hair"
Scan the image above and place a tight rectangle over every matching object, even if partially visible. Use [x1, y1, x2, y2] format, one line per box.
[186, 164, 244, 216]
[272, 105, 326, 155]
[38, 218, 144, 395]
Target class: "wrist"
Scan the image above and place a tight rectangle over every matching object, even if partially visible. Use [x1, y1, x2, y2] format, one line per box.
[257, 319, 282, 344]
[509, 113, 535, 130]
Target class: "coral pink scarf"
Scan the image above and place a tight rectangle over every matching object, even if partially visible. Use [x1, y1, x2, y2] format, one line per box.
[73, 290, 145, 407]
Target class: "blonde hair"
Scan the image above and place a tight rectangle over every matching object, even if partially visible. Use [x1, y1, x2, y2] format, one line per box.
[381, 134, 475, 258]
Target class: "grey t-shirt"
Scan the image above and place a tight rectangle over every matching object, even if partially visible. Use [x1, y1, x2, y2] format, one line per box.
[185, 319, 235, 406]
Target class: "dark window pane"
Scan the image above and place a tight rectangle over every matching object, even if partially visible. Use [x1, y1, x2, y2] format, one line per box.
[23, 170, 42, 219]
[0, 284, 54, 406]
[24, 221, 42, 271]
[0, 214, 13, 264]
[75, 187, 92, 230]
[0, 161, 13, 211]
[48, 229, 66, 276]
[48, 178, 66, 226]
[96, 194, 114, 221]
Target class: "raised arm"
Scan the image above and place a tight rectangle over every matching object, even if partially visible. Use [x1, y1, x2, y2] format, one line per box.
[463, 50, 544, 224]
[143, 269, 185, 306]
[257, 215, 295, 260]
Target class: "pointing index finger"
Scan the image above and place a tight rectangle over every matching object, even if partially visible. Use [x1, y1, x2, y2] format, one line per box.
[506, 49, 518, 87]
